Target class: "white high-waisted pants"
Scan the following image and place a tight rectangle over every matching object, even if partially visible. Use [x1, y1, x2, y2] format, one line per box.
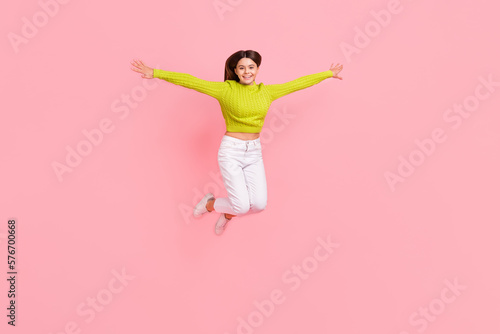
[213, 135, 267, 216]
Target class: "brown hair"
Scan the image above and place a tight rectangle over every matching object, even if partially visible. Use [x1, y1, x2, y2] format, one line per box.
[224, 50, 262, 81]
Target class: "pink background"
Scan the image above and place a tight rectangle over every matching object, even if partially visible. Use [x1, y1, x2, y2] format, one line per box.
[1, 0, 499, 333]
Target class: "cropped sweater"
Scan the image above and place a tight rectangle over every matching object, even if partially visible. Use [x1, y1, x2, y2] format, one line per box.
[153, 68, 333, 133]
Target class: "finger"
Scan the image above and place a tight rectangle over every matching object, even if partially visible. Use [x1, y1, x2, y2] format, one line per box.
[131, 66, 144, 73]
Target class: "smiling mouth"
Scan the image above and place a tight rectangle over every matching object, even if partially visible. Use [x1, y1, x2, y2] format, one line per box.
[243, 75, 252, 79]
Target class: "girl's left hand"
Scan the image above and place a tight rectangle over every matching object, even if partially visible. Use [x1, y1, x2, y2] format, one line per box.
[329, 63, 343, 80]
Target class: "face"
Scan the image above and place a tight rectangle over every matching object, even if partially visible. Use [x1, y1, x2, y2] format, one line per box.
[234, 58, 259, 85]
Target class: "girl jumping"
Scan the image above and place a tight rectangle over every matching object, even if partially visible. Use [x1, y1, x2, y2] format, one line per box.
[130, 50, 343, 235]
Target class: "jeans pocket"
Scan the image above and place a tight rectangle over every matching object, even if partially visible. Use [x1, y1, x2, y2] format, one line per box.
[218, 145, 235, 158]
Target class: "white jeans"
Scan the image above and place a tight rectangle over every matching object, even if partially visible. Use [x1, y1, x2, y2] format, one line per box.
[213, 135, 267, 216]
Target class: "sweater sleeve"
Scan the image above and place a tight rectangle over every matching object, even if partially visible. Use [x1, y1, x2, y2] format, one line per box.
[264, 70, 333, 101]
[153, 68, 227, 100]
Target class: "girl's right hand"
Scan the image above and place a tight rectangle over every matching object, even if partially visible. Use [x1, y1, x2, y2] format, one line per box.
[329, 63, 343, 80]
[130, 59, 154, 79]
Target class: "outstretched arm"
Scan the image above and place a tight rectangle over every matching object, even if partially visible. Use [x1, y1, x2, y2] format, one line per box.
[265, 62, 343, 101]
[130, 59, 227, 100]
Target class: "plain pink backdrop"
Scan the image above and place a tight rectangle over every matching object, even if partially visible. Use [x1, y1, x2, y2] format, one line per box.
[1, 0, 499, 333]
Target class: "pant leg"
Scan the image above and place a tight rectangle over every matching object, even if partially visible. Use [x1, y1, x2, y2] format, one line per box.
[242, 141, 267, 215]
[213, 138, 250, 216]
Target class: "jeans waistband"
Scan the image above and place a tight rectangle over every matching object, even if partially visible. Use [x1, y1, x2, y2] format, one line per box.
[221, 135, 261, 145]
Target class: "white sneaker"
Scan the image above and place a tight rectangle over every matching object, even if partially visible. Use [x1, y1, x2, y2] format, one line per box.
[193, 193, 215, 217]
[215, 213, 231, 235]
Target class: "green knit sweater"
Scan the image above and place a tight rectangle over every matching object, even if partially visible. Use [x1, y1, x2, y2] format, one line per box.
[153, 68, 333, 133]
